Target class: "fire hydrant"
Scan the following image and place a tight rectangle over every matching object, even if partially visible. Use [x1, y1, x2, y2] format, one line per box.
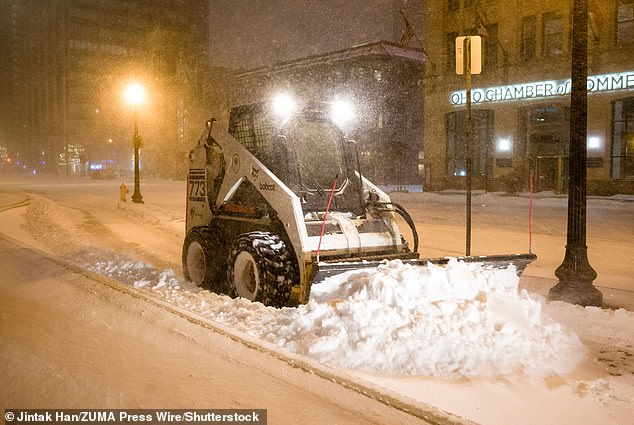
[119, 182, 129, 202]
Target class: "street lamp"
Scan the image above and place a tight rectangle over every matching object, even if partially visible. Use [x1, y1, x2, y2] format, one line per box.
[123, 83, 145, 204]
[548, 0, 602, 306]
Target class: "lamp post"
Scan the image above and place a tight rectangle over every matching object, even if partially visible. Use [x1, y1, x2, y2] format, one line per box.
[548, 0, 602, 306]
[123, 83, 145, 204]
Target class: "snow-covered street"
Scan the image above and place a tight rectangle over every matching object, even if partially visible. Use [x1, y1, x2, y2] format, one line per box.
[1, 177, 633, 425]
[0, 235, 423, 425]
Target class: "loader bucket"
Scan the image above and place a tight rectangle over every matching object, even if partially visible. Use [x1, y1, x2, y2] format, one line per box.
[311, 253, 537, 284]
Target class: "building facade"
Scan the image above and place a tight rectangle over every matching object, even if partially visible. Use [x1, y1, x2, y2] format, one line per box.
[208, 0, 415, 70]
[213, 42, 426, 187]
[0, 0, 209, 178]
[420, 0, 634, 194]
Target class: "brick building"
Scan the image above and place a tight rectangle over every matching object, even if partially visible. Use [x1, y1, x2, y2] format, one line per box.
[420, 0, 634, 194]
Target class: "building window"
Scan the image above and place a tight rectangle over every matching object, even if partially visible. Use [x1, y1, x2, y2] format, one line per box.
[521, 15, 536, 60]
[617, 0, 634, 46]
[447, 32, 458, 72]
[542, 13, 564, 56]
[483, 24, 498, 68]
[448, 0, 459, 12]
[526, 106, 570, 157]
[445, 110, 494, 177]
[611, 97, 634, 179]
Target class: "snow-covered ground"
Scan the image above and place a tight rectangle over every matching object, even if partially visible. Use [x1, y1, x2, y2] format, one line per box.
[1, 177, 633, 425]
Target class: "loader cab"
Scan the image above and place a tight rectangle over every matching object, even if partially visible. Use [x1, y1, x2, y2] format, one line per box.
[228, 99, 364, 215]
[278, 107, 347, 194]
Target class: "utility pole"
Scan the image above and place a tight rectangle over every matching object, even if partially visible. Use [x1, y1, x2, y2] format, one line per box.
[548, 0, 602, 306]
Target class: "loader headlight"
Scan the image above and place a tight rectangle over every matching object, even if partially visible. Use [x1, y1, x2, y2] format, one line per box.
[272, 93, 297, 118]
[330, 99, 354, 126]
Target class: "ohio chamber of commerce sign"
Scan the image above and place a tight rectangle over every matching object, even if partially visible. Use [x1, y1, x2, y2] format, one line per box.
[450, 71, 634, 105]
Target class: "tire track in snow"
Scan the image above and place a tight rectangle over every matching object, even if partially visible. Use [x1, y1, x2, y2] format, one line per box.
[0, 197, 31, 212]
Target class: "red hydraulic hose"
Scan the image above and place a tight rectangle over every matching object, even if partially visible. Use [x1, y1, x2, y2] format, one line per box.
[316, 174, 339, 262]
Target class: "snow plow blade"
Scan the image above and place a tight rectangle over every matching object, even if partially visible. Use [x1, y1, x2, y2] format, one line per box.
[312, 253, 537, 284]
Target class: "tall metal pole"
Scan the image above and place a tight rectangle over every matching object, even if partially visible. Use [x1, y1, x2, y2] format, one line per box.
[549, 0, 601, 306]
[464, 37, 472, 256]
[131, 108, 144, 204]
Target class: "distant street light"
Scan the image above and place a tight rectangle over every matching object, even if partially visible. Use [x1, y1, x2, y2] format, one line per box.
[123, 83, 145, 204]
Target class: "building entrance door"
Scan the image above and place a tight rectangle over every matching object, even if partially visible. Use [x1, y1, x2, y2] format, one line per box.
[524, 106, 570, 193]
[533, 154, 567, 193]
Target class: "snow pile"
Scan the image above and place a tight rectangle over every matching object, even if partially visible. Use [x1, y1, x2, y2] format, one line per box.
[264, 259, 585, 377]
[82, 252, 584, 378]
[82, 250, 182, 290]
[21, 196, 85, 253]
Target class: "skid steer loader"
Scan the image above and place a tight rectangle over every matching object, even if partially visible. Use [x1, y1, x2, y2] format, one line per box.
[182, 96, 535, 307]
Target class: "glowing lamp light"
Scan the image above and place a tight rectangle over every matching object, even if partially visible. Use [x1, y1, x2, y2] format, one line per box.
[123, 83, 146, 107]
[272, 93, 297, 118]
[588, 136, 602, 150]
[497, 137, 513, 153]
[330, 99, 354, 125]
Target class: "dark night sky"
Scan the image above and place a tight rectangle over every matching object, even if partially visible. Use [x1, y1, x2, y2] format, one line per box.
[208, 0, 405, 69]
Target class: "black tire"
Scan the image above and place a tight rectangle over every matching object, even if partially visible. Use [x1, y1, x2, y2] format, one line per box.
[182, 227, 227, 291]
[227, 231, 294, 308]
